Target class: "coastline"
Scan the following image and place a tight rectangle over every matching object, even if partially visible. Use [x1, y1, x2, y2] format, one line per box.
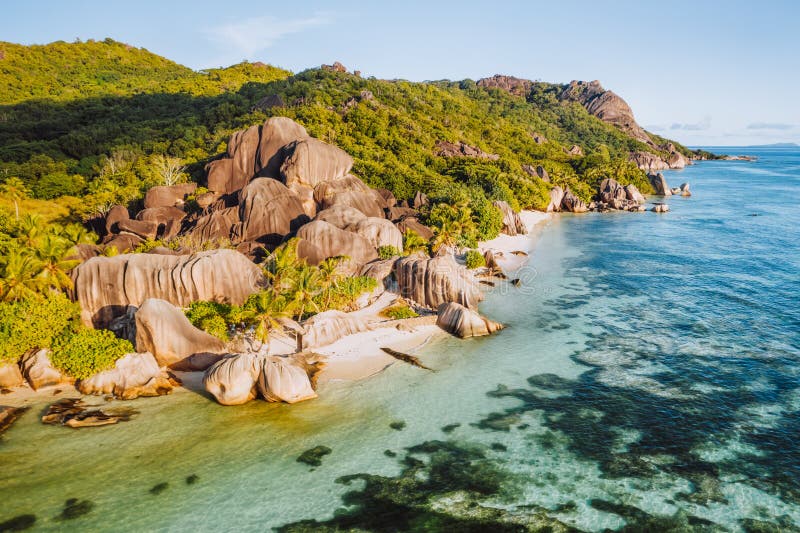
[0, 211, 553, 409]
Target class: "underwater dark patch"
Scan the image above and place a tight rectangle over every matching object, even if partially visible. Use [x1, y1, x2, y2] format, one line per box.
[389, 421, 406, 431]
[297, 446, 332, 467]
[55, 498, 94, 521]
[441, 423, 461, 434]
[149, 482, 169, 495]
[0, 514, 35, 532]
[186, 474, 199, 485]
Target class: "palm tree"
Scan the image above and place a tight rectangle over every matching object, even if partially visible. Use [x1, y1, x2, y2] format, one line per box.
[403, 229, 429, 255]
[0, 250, 46, 302]
[291, 267, 321, 319]
[240, 291, 296, 353]
[16, 214, 44, 249]
[0, 177, 29, 221]
[36, 234, 81, 292]
[317, 256, 344, 310]
[264, 239, 302, 295]
[432, 219, 459, 253]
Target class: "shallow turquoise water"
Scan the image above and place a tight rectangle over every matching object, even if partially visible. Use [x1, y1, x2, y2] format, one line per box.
[1, 147, 799, 531]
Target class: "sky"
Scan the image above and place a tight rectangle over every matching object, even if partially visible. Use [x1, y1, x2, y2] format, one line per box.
[1, 0, 798, 146]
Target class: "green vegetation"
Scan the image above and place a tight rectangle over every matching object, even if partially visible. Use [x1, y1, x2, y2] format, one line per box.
[0, 292, 80, 365]
[464, 250, 486, 270]
[377, 245, 401, 259]
[50, 328, 133, 379]
[381, 303, 419, 320]
[184, 301, 236, 341]
[402, 230, 429, 255]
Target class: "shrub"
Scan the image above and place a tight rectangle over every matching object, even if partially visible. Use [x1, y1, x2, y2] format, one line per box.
[0, 292, 80, 365]
[184, 301, 236, 340]
[402, 230, 429, 256]
[377, 245, 401, 259]
[317, 276, 378, 312]
[381, 303, 419, 320]
[464, 249, 486, 269]
[50, 328, 133, 379]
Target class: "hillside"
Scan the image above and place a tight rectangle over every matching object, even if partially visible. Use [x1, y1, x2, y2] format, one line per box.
[0, 40, 698, 222]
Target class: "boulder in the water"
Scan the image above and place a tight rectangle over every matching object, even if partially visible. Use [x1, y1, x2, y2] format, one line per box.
[436, 302, 504, 338]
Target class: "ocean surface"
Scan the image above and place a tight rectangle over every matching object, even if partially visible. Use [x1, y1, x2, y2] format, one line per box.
[1, 147, 799, 532]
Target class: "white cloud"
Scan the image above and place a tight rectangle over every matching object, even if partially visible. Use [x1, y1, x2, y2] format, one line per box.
[669, 116, 711, 131]
[746, 122, 795, 130]
[205, 13, 331, 59]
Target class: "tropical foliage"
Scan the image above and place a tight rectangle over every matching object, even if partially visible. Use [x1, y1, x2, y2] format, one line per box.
[0, 292, 80, 365]
[464, 250, 487, 270]
[50, 327, 133, 379]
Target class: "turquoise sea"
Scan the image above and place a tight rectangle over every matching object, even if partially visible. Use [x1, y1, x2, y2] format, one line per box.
[1, 147, 799, 531]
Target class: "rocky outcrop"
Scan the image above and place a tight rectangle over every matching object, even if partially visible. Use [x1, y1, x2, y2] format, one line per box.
[360, 258, 397, 283]
[257, 355, 318, 403]
[396, 218, 434, 240]
[0, 362, 24, 388]
[561, 80, 652, 145]
[103, 233, 143, 253]
[436, 302, 504, 338]
[476, 75, 533, 97]
[134, 298, 226, 369]
[434, 140, 499, 160]
[281, 138, 354, 189]
[117, 219, 158, 240]
[493, 201, 526, 236]
[629, 151, 670, 172]
[625, 184, 646, 204]
[314, 205, 367, 229]
[295, 220, 378, 265]
[349, 217, 403, 251]
[20, 349, 71, 390]
[144, 183, 197, 209]
[313, 175, 384, 218]
[531, 133, 547, 144]
[394, 255, 482, 310]
[523, 164, 550, 182]
[105, 205, 129, 235]
[72, 249, 265, 327]
[234, 178, 310, 246]
[136, 206, 186, 239]
[203, 353, 261, 406]
[652, 203, 670, 213]
[187, 206, 238, 242]
[598, 178, 627, 204]
[561, 188, 589, 213]
[256, 117, 311, 179]
[78, 352, 173, 400]
[566, 145, 583, 156]
[298, 310, 372, 350]
[648, 173, 672, 196]
[547, 186, 564, 213]
[680, 182, 691, 197]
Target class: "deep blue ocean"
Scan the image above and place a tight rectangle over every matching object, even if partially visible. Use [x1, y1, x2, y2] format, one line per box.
[1, 147, 798, 531]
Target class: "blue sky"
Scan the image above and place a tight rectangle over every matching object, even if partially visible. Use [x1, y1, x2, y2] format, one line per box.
[2, 0, 798, 146]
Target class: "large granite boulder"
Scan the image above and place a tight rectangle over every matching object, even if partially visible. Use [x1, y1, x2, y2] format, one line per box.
[493, 201, 525, 236]
[281, 138, 353, 189]
[434, 140, 499, 160]
[314, 205, 367, 229]
[359, 258, 397, 284]
[547, 186, 564, 213]
[394, 254, 482, 310]
[298, 310, 372, 350]
[21, 349, 71, 390]
[144, 183, 197, 209]
[256, 117, 310, 178]
[436, 302, 504, 338]
[117, 219, 158, 241]
[233, 178, 310, 246]
[296, 220, 378, 265]
[136, 206, 186, 239]
[257, 355, 318, 404]
[203, 353, 261, 406]
[561, 188, 589, 213]
[598, 178, 627, 204]
[134, 298, 227, 369]
[313, 175, 384, 218]
[647, 173, 672, 196]
[396, 218, 434, 240]
[624, 184, 646, 204]
[103, 233, 143, 253]
[206, 125, 261, 195]
[72, 249, 265, 327]
[349, 217, 403, 251]
[0, 362, 24, 388]
[187, 207, 238, 242]
[630, 151, 669, 172]
[78, 352, 173, 400]
[104, 205, 129, 235]
[680, 182, 692, 197]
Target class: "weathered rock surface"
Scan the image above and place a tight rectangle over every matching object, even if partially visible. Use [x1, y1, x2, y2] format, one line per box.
[187, 206, 238, 242]
[0, 406, 28, 435]
[257, 355, 317, 403]
[257, 117, 310, 179]
[523, 164, 550, 182]
[78, 352, 173, 400]
[0, 362, 24, 388]
[476, 75, 533, 97]
[21, 349, 71, 390]
[313, 175, 384, 218]
[104, 205, 129, 235]
[296, 220, 377, 265]
[598, 178, 627, 204]
[314, 205, 367, 229]
[134, 298, 226, 369]
[360, 258, 397, 283]
[72, 249, 265, 327]
[41, 398, 135, 428]
[561, 188, 589, 213]
[396, 218, 434, 240]
[103, 233, 143, 253]
[144, 183, 197, 209]
[652, 203, 670, 213]
[625, 184, 646, 204]
[281, 138, 353, 189]
[299, 310, 372, 350]
[234, 178, 310, 246]
[680, 182, 692, 196]
[547, 186, 564, 213]
[394, 255, 482, 310]
[116, 219, 158, 240]
[648, 173, 672, 196]
[566, 145, 584, 156]
[349, 217, 403, 251]
[493, 201, 526, 236]
[436, 302, 504, 338]
[203, 353, 260, 406]
[434, 140, 499, 160]
[136, 206, 186, 239]
[630, 151, 670, 171]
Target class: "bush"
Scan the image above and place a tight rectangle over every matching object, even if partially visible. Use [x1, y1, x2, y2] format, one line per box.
[0, 292, 80, 365]
[50, 327, 133, 379]
[184, 301, 236, 340]
[377, 245, 401, 259]
[381, 303, 419, 320]
[317, 276, 378, 312]
[464, 249, 486, 269]
[402, 230, 429, 256]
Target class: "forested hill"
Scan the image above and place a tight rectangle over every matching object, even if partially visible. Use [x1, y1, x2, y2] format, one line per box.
[0, 38, 695, 223]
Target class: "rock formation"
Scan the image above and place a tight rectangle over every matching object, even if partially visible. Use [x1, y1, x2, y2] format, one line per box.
[434, 140, 499, 160]
[652, 203, 670, 213]
[314, 205, 367, 229]
[78, 352, 173, 400]
[476, 75, 534, 97]
[296, 220, 378, 265]
[257, 355, 318, 403]
[436, 302, 504, 338]
[134, 298, 227, 369]
[648, 173, 672, 196]
[349, 217, 403, 251]
[281, 138, 354, 190]
[547, 186, 564, 213]
[625, 184, 646, 204]
[72, 249, 265, 327]
[117, 219, 158, 240]
[561, 188, 589, 213]
[313, 175, 384, 218]
[394, 254, 482, 310]
[493, 201, 526, 236]
[104, 205, 129, 235]
[203, 353, 261, 406]
[144, 183, 197, 209]
[234, 178, 310, 245]
[20, 349, 71, 390]
[0, 362, 24, 388]
[298, 310, 372, 350]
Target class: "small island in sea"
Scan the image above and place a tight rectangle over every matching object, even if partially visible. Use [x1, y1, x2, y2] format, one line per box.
[0, 21, 798, 533]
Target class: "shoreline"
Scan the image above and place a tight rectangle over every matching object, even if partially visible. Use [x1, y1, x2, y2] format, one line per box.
[0, 211, 554, 409]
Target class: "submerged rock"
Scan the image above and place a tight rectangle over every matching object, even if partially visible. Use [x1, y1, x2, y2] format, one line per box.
[436, 302, 504, 338]
[652, 203, 670, 213]
[0, 406, 29, 436]
[78, 353, 173, 400]
[41, 398, 136, 428]
[297, 445, 332, 467]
